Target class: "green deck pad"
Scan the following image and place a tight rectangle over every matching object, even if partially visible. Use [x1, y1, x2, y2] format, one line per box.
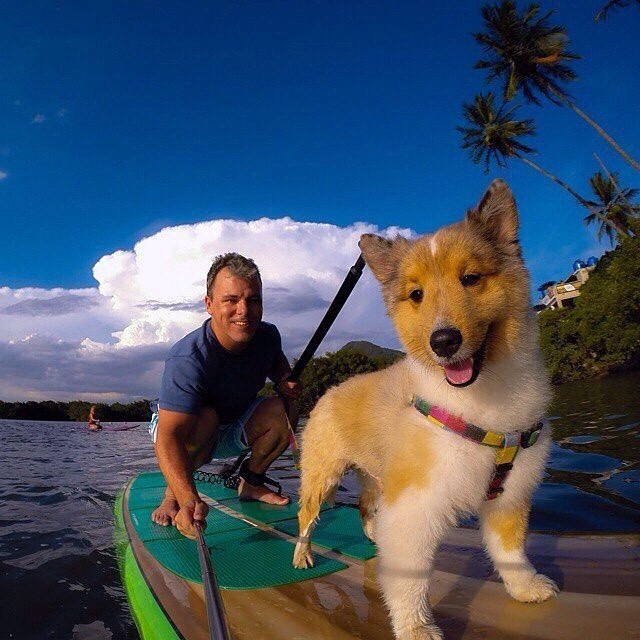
[127, 485, 172, 510]
[129, 471, 168, 489]
[196, 480, 239, 501]
[144, 522, 347, 589]
[129, 505, 249, 543]
[274, 506, 377, 560]
[126, 472, 347, 589]
[129, 470, 239, 504]
[217, 496, 332, 524]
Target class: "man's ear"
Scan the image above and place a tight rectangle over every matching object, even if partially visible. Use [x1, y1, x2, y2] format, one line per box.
[359, 233, 410, 286]
[466, 179, 520, 254]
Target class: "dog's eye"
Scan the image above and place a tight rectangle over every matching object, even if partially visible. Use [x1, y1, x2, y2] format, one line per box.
[408, 288, 423, 303]
[460, 273, 481, 287]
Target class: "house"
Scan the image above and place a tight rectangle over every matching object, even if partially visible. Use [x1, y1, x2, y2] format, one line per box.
[534, 257, 598, 312]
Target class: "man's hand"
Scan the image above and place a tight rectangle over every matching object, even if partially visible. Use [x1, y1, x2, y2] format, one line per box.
[276, 374, 302, 400]
[174, 497, 209, 539]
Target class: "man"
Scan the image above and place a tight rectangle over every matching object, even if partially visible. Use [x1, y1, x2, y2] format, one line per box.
[150, 252, 301, 538]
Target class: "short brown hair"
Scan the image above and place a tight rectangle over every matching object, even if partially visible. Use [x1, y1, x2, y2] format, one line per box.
[206, 252, 261, 294]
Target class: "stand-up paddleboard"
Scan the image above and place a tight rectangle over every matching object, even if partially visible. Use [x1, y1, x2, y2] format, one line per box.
[115, 471, 639, 640]
[102, 423, 141, 432]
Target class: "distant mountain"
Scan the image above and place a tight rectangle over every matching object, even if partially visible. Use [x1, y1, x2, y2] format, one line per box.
[338, 340, 404, 362]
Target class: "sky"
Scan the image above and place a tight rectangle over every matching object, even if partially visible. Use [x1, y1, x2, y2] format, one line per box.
[1, 0, 639, 401]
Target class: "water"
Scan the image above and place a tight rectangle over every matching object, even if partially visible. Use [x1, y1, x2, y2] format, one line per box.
[1, 371, 639, 639]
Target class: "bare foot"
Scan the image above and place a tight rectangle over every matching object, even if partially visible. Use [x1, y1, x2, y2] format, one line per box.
[238, 478, 290, 505]
[151, 491, 179, 526]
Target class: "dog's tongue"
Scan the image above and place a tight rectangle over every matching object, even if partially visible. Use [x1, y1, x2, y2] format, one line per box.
[444, 358, 474, 385]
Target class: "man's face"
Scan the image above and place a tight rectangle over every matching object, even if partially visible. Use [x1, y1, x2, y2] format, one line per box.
[205, 267, 263, 352]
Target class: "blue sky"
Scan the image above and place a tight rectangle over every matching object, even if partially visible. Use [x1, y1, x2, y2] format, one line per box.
[0, 1, 638, 400]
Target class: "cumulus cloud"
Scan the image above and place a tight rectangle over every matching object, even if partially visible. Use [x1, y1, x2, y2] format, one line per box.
[31, 114, 46, 124]
[0, 293, 99, 316]
[0, 170, 7, 181]
[0, 217, 412, 400]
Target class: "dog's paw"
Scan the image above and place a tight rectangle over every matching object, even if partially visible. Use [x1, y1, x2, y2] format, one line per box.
[292, 540, 314, 569]
[505, 572, 559, 603]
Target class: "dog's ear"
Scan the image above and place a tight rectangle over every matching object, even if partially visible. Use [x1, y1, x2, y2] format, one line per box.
[359, 234, 410, 285]
[466, 179, 520, 255]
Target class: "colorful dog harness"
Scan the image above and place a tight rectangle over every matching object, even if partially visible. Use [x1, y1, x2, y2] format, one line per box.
[410, 395, 543, 500]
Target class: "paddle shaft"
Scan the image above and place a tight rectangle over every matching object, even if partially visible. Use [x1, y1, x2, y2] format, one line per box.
[194, 521, 232, 640]
[289, 253, 366, 382]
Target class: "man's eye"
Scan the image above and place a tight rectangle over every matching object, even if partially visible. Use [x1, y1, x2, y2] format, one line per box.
[460, 273, 481, 287]
[409, 288, 423, 303]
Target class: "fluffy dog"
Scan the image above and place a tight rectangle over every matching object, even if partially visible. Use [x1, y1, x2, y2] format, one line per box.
[293, 180, 558, 639]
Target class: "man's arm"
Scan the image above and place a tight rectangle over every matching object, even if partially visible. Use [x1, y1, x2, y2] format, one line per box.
[155, 408, 208, 538]
[270, 350, 302, 399]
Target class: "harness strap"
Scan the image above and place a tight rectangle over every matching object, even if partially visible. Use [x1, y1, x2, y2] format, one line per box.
[410, 395, 543, 500]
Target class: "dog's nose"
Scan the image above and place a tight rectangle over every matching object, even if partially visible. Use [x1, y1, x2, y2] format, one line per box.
[430, 328, 462, 358]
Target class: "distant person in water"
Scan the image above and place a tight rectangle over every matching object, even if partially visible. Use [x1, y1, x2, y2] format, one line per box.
[149, 252, 301, 539]
[87, 405, 102, 431]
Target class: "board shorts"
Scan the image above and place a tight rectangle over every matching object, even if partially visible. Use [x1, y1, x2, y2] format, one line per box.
[147, 396, 268, 460]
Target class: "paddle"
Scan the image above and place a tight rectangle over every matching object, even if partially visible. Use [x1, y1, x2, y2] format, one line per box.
[194, 521, 232, 640]
[277, 253, 366, 467]
[289, 253, 366, 382]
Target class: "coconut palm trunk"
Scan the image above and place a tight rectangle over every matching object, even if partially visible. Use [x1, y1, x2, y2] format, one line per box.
[518, 155, 627, 236]
[550, 89, 640, 173]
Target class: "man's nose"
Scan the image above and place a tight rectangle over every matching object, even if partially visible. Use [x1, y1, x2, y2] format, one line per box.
[236, 298, 248, 315]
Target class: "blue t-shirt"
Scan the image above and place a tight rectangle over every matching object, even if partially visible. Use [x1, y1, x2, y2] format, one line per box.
[159, 319, 282, 423]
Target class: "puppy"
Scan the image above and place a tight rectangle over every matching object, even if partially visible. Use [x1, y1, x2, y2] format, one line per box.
[293, 180, 558, 639]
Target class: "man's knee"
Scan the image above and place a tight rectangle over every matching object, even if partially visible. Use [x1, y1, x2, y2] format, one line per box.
[254, 397, 291, 441]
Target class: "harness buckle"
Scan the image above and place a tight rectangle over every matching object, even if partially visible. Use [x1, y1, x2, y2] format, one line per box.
[521, 422, 543, 448]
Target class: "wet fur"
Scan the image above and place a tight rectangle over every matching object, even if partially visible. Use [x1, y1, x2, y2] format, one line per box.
[293, 180, 558, 640]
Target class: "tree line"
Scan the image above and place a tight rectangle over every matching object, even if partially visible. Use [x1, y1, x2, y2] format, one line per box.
[0, 399, 151, 422]
[537, 235, 640, 383]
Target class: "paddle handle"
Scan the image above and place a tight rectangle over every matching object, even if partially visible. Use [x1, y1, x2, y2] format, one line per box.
[289, 254, 366, 382]
[194, 521, 232, 640]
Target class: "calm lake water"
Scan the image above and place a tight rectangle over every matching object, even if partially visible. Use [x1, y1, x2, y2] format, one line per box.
[1, 371, 639, 639]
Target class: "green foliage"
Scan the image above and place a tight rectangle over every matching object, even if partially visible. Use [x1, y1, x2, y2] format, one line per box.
[296, 350, 397, 416]
[473, 0, 579, 105]
[458, 92, 536, 171]
[0, 399, 153, 422]
[583, 170, 639, 244]
[538, 236, 640, 383]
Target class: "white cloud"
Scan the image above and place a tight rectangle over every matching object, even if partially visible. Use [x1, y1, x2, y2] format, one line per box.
[0, 217, 411, 400]
[31, 114, 46, 124]
[0, 170, 7, 181]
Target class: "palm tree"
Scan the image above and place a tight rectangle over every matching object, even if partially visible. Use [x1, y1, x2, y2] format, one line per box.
[457, 93, 622, 238]
[473, 0, 640, 172]
[583, 171, 639, 243]
[595, 0, 640, 21]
